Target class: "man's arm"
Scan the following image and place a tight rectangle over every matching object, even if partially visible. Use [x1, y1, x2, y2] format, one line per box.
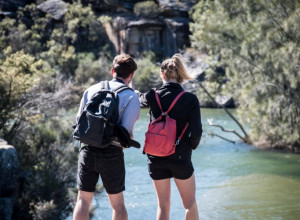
[121, 93, 140, 138]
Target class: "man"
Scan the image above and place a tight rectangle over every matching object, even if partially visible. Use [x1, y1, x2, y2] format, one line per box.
[73, 54, 140, 220]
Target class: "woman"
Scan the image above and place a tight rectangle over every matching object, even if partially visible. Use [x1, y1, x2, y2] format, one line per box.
[137, 54, 203, 220]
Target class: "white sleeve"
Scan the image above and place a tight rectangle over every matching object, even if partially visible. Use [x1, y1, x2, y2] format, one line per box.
[76, 90, 88, 122]
[120, 94, 140, 138]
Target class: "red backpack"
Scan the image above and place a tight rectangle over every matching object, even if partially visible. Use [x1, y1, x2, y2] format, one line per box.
[144, 91, 189, 157]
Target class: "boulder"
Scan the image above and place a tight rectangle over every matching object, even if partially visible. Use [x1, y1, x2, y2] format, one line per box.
[0, 139, 19, 220]
[37, 0, 68, 20]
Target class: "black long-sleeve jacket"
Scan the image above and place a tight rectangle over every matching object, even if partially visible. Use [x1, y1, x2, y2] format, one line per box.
[138, 82, 202, 161]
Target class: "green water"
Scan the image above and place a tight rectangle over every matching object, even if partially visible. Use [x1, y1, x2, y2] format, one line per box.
[90, 108, 300, 220]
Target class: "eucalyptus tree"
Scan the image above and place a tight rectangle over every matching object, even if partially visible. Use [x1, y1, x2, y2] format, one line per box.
[190, 0, 300, 151]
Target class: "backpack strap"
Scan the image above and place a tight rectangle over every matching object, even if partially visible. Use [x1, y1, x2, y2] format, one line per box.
[104, 80, 133, 95]
[155, 90, 185, 115]
[154, 92, 163, 113]
[113, 85, 133, 94]
[175, 122, 189, 146]
[100, 80, 108, 90]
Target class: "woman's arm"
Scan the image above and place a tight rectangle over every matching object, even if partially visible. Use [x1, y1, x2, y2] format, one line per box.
[188, 95, 203, 150]
[135, 89, 152, 108]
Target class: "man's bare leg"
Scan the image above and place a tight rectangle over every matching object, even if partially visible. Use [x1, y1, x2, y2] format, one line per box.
[73, 190, 94, 220]
[107, 192, 128, 220]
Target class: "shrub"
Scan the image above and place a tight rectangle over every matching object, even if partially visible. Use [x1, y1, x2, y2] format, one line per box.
[75, 52, 112, 86]
[133, 52, 162, 92]
[134, 1, 160, 19]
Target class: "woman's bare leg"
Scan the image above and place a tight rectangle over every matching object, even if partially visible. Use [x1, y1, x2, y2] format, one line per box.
[153, 179, 171, 220]
[174, 173, 199, 220]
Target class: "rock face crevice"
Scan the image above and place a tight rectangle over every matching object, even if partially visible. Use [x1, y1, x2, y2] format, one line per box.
[0, 139, 19, 220]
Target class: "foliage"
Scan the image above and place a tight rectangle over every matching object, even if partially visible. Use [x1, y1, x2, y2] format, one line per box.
[75, 51, 112, 86]
[98, 15, 112, 25]
[134, 1, 160, 19]
[0, 50, 79, 219]
[0, 3, 108, 219]
[0, 50, 53, 139]
[133, 52, 162, 92]
[0, 2, 113, 78]
[190, 0, 300, 150]
[13, 116, 78, 220]
[29, 200, 58, 220]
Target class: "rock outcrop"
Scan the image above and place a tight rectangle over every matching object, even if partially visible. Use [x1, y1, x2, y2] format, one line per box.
[0, 139, 19, 220]
[103, 0, 197, 57]
[37, 0, 68, 20]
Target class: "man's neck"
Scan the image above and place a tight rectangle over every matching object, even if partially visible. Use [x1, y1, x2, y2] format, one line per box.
[114, 77, 130, 85]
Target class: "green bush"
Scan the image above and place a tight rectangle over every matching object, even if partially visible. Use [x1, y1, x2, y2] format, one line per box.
[190, 0, 300, 150]
[134, 1, 160, 19]
[133, 52, 162, 92]
[75, 52, 112, 85]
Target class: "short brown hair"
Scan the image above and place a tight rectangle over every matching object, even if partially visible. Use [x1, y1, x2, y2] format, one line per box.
[112, 54, 137, 78]
[160, 54, 192, 83]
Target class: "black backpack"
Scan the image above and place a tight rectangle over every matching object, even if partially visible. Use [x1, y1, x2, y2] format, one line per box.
[73, 80, 139, 148]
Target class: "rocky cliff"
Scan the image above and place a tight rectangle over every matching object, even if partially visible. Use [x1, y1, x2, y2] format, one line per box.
[0, 0, 198, 58]
[104, 0, 197, 57]
[0, 139, 19, 220]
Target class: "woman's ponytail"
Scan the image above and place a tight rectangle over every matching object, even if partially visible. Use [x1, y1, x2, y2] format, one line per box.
[161, 53, 192, 83]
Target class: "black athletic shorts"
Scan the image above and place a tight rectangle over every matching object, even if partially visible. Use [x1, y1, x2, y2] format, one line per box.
[147, 156, 194, 180]
[76, 145, 125, 194]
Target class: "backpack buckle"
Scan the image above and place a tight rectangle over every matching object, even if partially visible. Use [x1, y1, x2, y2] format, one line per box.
[175, 140, 180, 145]
[161, 112, 166, 116]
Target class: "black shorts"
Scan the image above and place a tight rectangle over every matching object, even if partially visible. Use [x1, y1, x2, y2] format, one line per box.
[148, 156, 194, 180]
[76, 145, 125, 194]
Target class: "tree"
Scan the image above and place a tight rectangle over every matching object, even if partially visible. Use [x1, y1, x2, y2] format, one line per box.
[190, 0, 300, 151]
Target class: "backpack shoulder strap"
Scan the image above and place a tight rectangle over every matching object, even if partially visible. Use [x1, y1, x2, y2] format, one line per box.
[100, 80, 108, 90]
[155, 90, 185, 115]
[155, 91, 163, 114]
[176, 122, 189, 146]
[113, 84, 133, 95]
[166, 91, 185, 114]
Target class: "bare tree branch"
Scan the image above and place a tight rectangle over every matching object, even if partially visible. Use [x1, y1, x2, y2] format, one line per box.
[208, 132, 236, 144]
[192, 78, 249, 142]
[207, 118, 247, 142]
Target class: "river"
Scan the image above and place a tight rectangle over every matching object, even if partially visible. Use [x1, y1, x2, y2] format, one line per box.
[78, 108, 300, 219]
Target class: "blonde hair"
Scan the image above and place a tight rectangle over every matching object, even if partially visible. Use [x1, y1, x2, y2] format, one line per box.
[160, 53, 192, 83]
